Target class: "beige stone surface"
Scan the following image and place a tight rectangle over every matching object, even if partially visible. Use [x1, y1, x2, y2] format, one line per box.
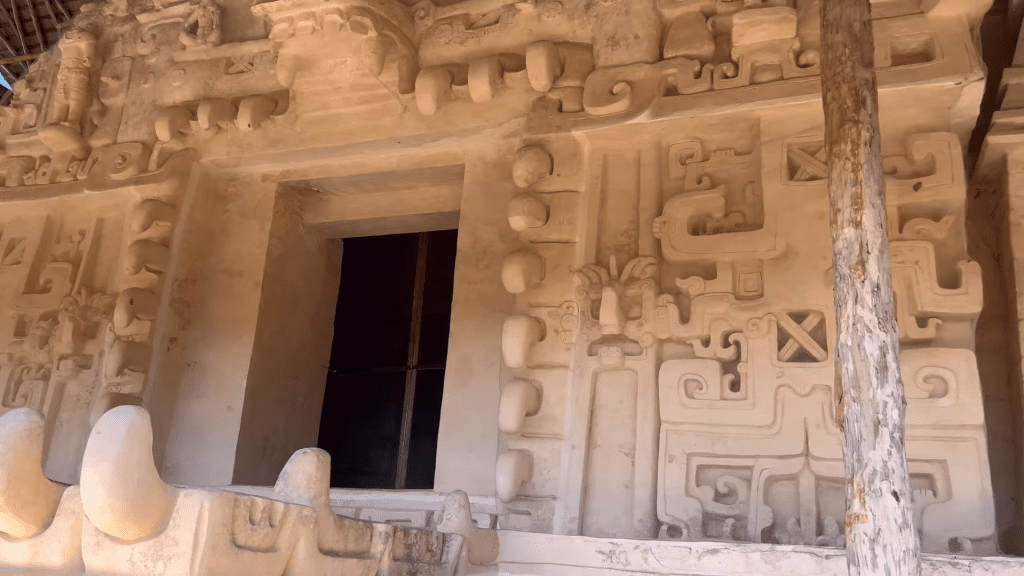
[0, 0, 1014, 572]
[0, 405, 466, 575]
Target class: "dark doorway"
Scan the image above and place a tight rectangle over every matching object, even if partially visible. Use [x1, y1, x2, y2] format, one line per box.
[318, 229, 458, 489]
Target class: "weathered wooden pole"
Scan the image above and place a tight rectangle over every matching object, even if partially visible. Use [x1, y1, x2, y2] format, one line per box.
[819, 1, 921, 575]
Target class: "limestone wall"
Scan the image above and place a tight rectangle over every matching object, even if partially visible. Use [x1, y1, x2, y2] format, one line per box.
[0, 0, 1010, 566]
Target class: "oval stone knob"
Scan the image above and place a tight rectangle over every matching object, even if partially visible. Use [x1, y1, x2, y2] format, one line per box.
[81, 406, 175, 542]
[512, 145, 553, 189]
[498, 380, 541, 435]
[495, 450, 533, 503]
[501, 250, 544, 294]
[508, 194, 549, 231]
[0, 409, 64, 539]
[501, 315, 545, 369]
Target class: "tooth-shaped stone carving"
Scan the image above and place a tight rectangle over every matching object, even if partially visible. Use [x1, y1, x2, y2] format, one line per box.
[508, 193, 549, 231]
[438, 490, 499, 568]
[495, 450, 533, 503]
[0, 409, 64, 539]
[501, 315, 545, 368]
[501, 249, 544, 294]
[80, 406, 176, 542]
[512, 145, 553, 189]
[113, 288, 160, 330]
[130, 199, 177, 235]
[273, 447, 331, 513]
[124, 240, 171, 275]
[498, 380, 542, 435]
[236, 95, 278, 131]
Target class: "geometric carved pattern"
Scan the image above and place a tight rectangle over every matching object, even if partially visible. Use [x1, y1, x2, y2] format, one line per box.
[776, 311, 828, 363]
[785, 142, 827, 182]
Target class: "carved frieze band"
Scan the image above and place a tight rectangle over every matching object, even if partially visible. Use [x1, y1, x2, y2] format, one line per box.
[493, 130, 994, 553]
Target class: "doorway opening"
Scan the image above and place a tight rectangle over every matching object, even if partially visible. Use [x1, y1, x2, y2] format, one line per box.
[317, 229, 458, 489]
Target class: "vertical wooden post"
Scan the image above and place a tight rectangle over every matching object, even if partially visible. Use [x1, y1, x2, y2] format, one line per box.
[395, 231, 429, 489]
[819, 1, 921, 575]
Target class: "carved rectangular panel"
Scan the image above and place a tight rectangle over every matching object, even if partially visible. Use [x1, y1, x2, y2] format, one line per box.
[581, 370, 637, 538]
[495, 129, 997, 556]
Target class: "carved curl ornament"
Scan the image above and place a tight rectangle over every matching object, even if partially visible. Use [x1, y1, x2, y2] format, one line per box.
[252, 0, 419, 92]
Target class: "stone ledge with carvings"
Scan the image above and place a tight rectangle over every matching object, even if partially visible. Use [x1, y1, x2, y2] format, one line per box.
[0, 406, 1020, 575]
[0, 406, 492, 576]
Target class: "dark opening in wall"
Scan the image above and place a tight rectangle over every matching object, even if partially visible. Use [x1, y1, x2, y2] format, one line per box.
[317, 229, 458, 489]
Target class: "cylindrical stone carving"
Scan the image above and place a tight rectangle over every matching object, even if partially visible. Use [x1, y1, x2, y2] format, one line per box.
[501, 315, 545, 369]
[495, 450, 533, 503]
[469, 57, 503, 103]
[526, 41, 563, 92]
[501, 250, 544, 294]
[498, 380, 542, 435]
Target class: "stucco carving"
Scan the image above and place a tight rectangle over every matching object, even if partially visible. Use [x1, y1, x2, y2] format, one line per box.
[496, 129, 996, 554]
[0, 406, 476, 575]
[0, 0, 1006, 572]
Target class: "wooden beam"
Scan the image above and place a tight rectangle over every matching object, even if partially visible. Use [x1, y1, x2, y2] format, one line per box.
[0, 11, 28, 77]
[0, 51, 36, 64]
[819, 0, 922, 575]
[394, 232, 429, 490]
[0, 1, 23, 56]
[40, 0, 60, 37]
[49, 0, 68, 24]
[24, 0, 43, 50]
[7, 0, 27, 56]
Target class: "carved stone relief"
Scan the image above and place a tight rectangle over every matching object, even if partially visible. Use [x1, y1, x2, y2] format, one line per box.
[494, 127, 997, 555]
[0, 0, 1002, 571]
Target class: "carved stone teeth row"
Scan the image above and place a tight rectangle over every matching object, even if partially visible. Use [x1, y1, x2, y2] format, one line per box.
[502, 144, 554, 295]
[124, 199, 177, 278]
[106, 198, 180, 405]
[0, 405, 484, 571]
[415, 41, 593, 116]
[155, 94, 282, 138]
[493, 142, 559, 503]
[498, 313, 546, 499]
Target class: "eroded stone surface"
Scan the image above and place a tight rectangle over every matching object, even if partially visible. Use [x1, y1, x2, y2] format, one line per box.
[0, 0, 1012, 572]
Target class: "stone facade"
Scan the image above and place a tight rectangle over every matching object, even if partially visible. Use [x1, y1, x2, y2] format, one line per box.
[0, 0, 1020, 573]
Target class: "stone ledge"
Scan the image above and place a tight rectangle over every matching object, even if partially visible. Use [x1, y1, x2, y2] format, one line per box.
[495, 532, 1024, 576]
